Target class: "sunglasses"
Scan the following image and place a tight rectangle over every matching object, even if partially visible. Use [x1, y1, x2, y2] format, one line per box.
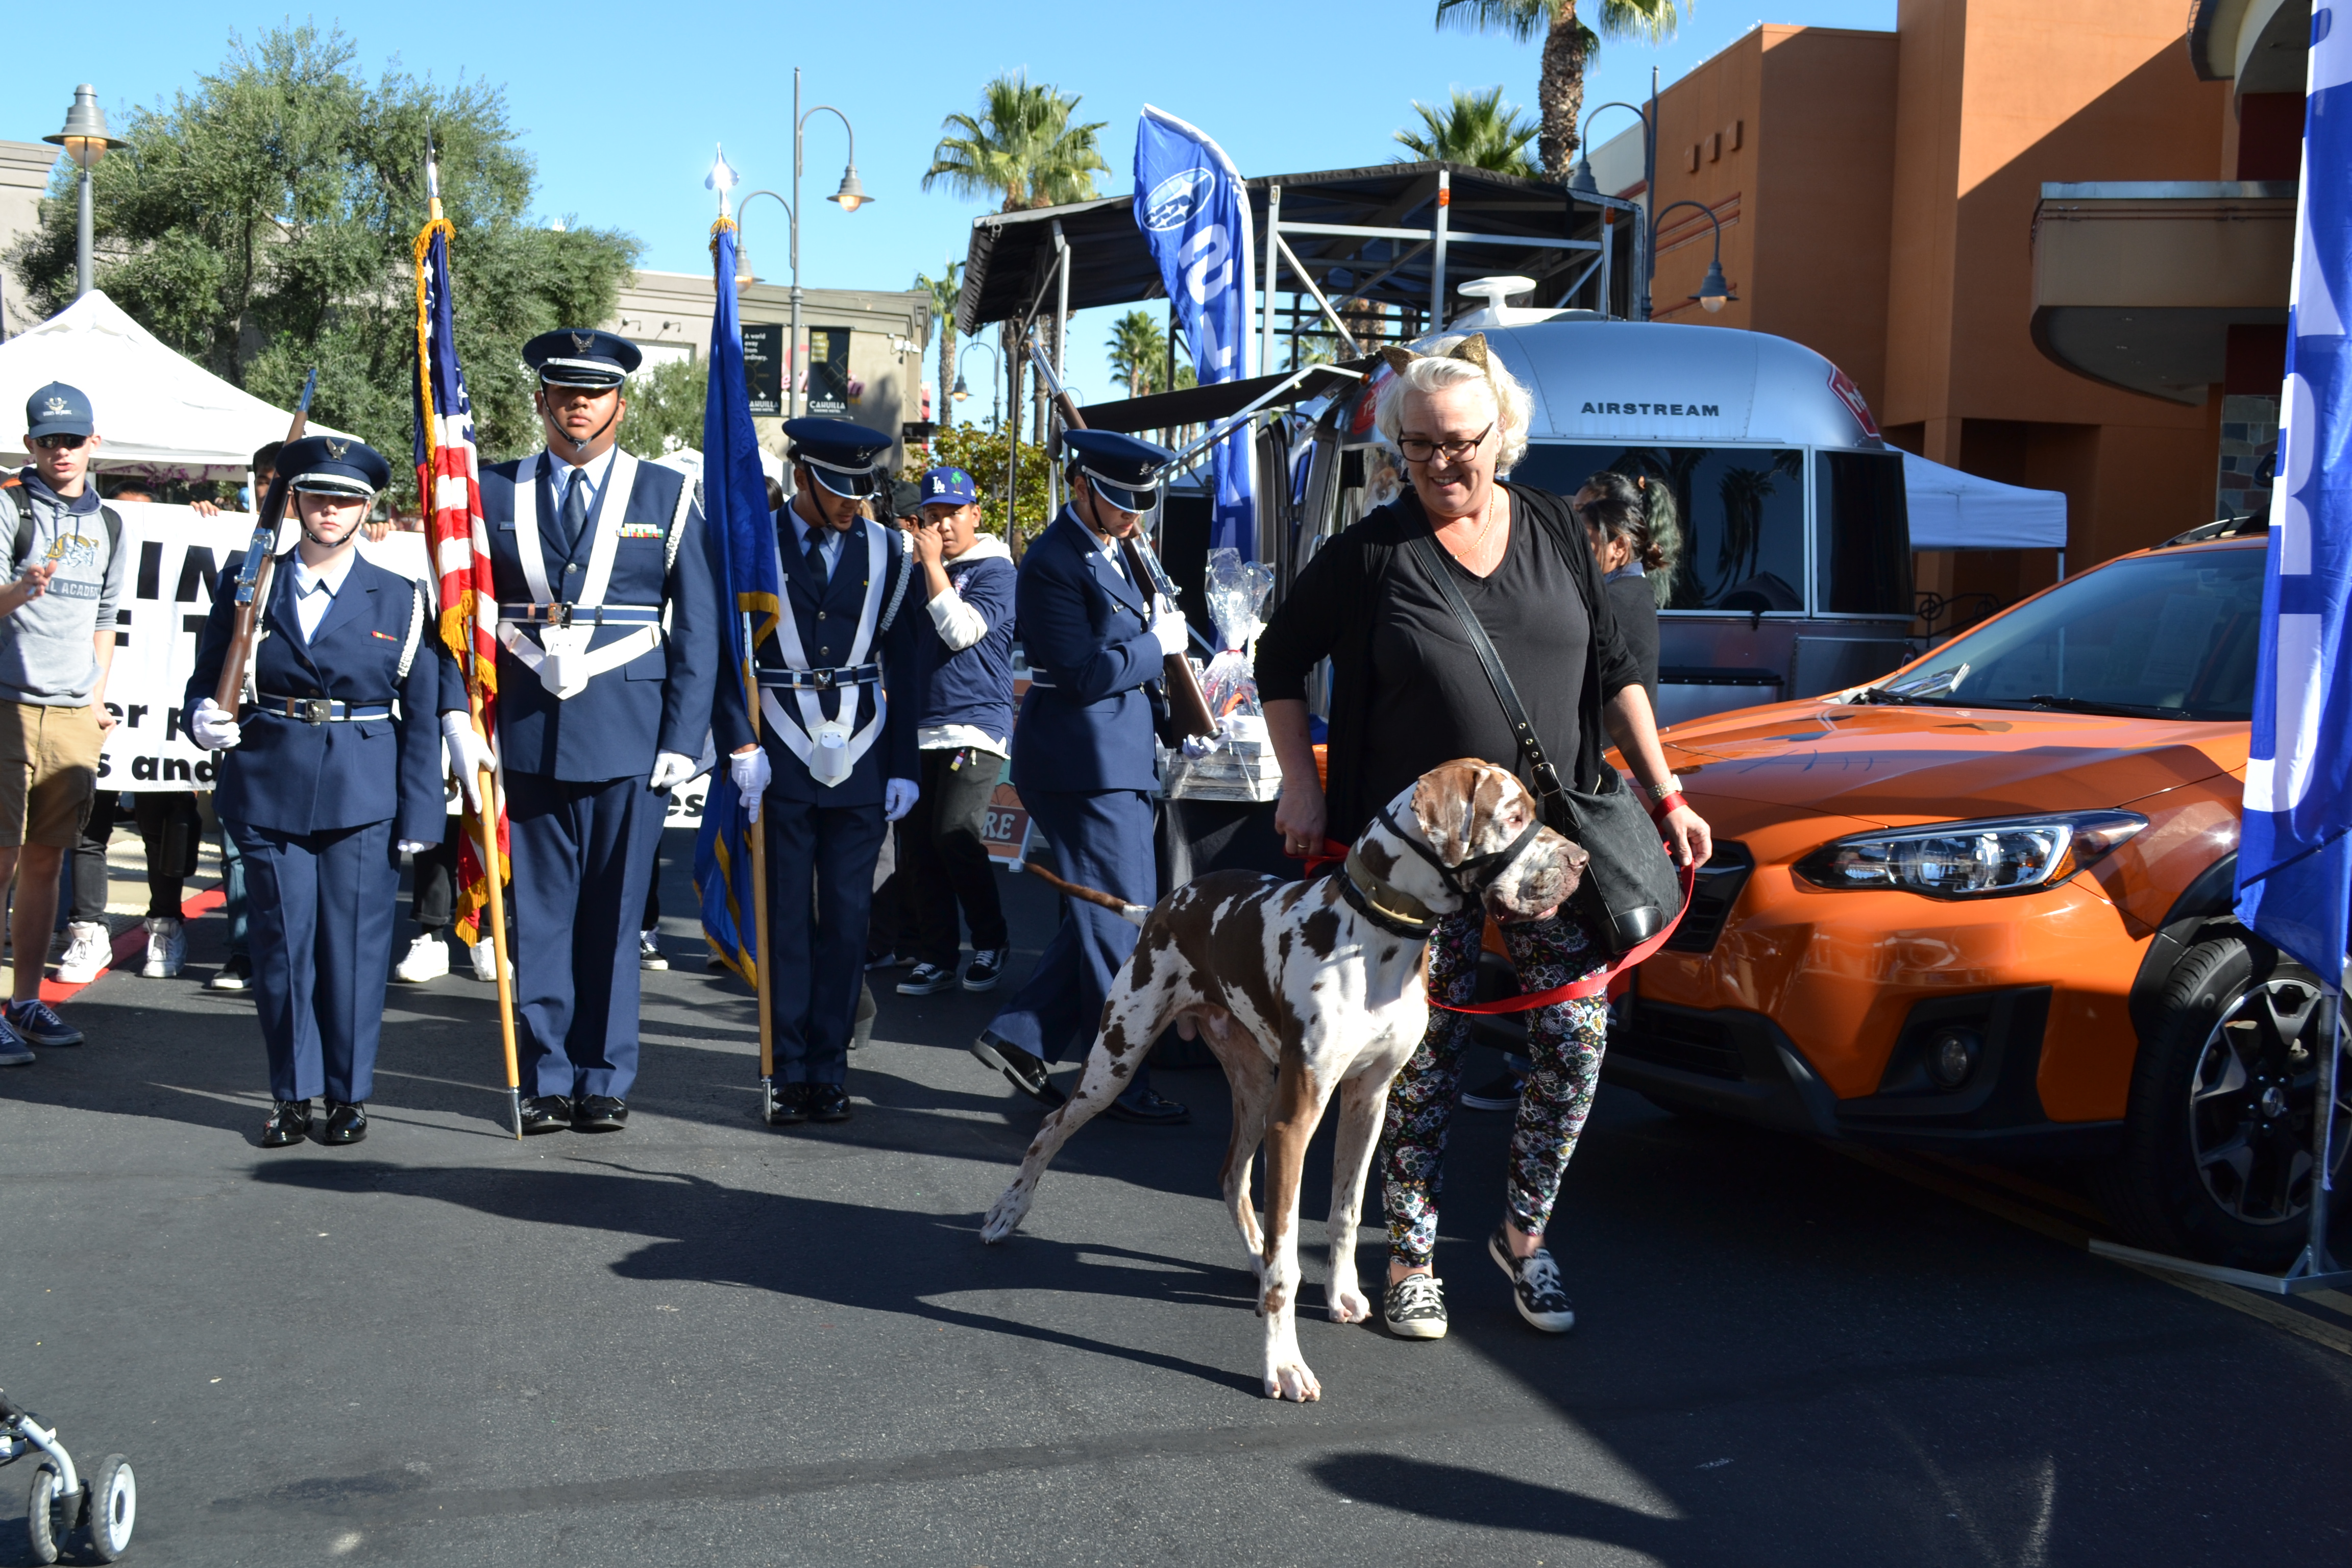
[32, 434, 89, 452]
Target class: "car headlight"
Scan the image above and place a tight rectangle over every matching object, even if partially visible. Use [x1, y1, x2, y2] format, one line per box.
[1794, 811, 2147, 899]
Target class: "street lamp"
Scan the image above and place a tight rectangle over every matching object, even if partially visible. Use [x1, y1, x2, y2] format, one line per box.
[44, 85, 125, 301]
[734, 70, 870, 420]
[953, 340, 1002, 431]
[1570, 99, 1650, 321]
[1650, 199, 1736, 315]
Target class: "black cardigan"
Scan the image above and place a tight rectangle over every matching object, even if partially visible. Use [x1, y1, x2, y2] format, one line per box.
[1257, 483, 1644, 841]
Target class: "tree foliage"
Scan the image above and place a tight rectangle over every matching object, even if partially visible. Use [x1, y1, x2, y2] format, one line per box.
[914, 260, 961, 427]
[5, 24, 642, 494]
[912, 424, 1051, 542]
[923, 74, 1108, 212]
[1431, 0, 1683, 177]
[1106, 310, 1171, 399]
[1394, 87, 1541, 178]
[618, 355, 710, 458]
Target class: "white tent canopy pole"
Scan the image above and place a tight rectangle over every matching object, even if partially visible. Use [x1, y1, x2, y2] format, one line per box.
[0, 291, 352, 481]
[1901, 449, 2068, 553]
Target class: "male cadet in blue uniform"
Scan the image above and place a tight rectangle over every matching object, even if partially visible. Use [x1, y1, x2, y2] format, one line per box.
[716, 420, 920, 1126]
[186, 437, 451, 1147]
[441, 329, 719, 1135]
[971, 430, 1191, 1124]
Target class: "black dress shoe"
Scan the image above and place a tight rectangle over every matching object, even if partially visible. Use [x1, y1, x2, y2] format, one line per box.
[260, 1099, 312, 1147]
[806, 1083, 851, 1123]
[322, 1101, 369, 1145]
[573, 1094, 627, 1132]
[1105, 1087, 1190, 1125]
[518, 1095, 573, 1135]
[766, 1082, 811, 1126]
[970, 1031, 1066, 1108]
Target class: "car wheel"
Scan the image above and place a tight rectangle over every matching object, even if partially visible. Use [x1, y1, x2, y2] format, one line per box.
[2094, 932, 2352, 1270]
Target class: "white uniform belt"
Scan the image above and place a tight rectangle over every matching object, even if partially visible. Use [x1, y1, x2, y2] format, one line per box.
[497, 601, 664, 627]
[756, 663, 879, 691]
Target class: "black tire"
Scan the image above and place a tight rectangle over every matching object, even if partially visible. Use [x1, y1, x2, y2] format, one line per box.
[75, 1455, 134, 1563]
[27, 1461, 66, 1566]
[2093, 933, 2351, 1270]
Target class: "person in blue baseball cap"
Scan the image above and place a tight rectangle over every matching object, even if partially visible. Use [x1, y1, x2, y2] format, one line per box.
[186, 435, 456, 1147]
[971, 427, 1191, 1124]
[889, 464, 1016, 998]
[714, 416, 922, 1126]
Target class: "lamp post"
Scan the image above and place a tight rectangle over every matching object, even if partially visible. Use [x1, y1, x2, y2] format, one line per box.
[45, 85, 125, 301]
[1570, 99, 1651, 322]
[1649, 199, 1735, 315]
[953, 340, 1002, 432]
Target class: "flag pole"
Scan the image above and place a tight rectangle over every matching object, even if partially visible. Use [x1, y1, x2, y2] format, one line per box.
[743, 612, 777, 1120]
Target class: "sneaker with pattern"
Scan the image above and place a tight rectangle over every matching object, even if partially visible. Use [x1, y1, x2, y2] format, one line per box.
[1488, 1226, 1575, 1333]
[1382, 1273, 1448, 1340]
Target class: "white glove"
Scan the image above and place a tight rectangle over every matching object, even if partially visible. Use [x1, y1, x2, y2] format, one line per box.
[884, 777, 919, 822]
[1151, 608, 1189, 657]
[440, 713, 496, 814]
[648, 751, 696, 792]
[729, 746, 772, 824]
[397, 840, 435, 855]
[190, 697, 241, 752]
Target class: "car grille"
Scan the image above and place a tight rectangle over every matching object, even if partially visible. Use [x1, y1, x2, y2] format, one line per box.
[1616, 1006, 1748, 1080]
[1664, 840, 1753, 954]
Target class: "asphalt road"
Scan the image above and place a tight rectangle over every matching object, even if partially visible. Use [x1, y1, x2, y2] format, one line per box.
[4, 831, 2350, 1566]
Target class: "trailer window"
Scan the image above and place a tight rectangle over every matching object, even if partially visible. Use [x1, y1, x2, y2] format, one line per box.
[1816, 450, 1912, 615]
[1511, 444, 1807, 612]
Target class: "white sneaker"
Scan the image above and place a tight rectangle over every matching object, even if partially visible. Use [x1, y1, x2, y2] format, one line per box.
[55, 921, 111, 985]
[639, 930, 668, 971]
[141, 916, 186, 979]
[469, 940, 510, 983]
[392, 934, 450, 983]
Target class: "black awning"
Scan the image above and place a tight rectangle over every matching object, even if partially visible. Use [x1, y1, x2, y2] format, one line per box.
[1077, 358, 1377, 434]
[957, 162, 1632, 335]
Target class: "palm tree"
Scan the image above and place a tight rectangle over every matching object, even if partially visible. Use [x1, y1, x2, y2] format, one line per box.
[915, 259, 962, 426]
[1106, 309, 1169, 398]
[1433, 0, 1684, 179]
[1394, 86, 1541, 177]
[923, 72, 1109, 212]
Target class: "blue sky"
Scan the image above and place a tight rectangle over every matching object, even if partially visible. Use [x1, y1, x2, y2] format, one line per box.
[14, 0, 1894, 428]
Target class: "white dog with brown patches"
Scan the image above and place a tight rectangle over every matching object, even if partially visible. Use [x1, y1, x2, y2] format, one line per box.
[981, 758, 1586, 1402]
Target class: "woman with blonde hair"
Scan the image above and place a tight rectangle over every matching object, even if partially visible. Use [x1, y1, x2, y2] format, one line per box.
[1256, 336, 1709, 1342]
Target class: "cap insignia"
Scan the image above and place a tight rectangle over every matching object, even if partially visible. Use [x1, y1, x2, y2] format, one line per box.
[42, 396, 68, 415]
[324, 438, 351, 460]
[570, 332, 595, 354]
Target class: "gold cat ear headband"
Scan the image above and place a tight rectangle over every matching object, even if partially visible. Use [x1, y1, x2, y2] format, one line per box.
[1378, 332, 1492, 379]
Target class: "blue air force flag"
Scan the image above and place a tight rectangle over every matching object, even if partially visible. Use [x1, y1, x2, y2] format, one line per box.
[2237, 10, 2352, 977]
[1134, 107, 1257, 554]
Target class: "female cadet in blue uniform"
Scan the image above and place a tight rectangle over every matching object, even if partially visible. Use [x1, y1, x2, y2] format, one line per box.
[970, 429, 1192, 1124]
[716, 419, 920, 1126]
[187, 436, 451, 1148]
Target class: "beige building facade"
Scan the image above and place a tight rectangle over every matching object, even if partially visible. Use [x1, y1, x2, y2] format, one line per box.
[1, 139, 60, 337]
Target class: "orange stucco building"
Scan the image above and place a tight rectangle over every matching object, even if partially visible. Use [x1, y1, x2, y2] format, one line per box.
[1597, 0, 2297, 625]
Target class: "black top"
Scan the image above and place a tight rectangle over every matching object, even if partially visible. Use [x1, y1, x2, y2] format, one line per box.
[1605, 571, 1660, 711]
[1257, 484, 1643, 841]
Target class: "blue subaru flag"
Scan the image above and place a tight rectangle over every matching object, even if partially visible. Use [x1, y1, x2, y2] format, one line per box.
[694, 219, 783, 984]
[2237, 16, 2352, 979]
[1135, 106, 1257, 554]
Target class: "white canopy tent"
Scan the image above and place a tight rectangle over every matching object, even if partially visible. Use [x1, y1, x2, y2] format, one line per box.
[0, 291, 350, 481]
[1901, 450, 2069, 553]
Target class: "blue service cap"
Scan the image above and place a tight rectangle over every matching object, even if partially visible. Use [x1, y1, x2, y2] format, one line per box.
[279, 434, 392, 499]
[919, 465, 979, 509]
[523, 328, 641, 389]
[783, 418, 895, 499]
[1062, 428, 1174, 512]
[24, 381, 94, 441]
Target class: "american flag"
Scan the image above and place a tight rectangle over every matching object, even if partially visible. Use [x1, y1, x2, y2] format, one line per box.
[412, 210, 507, 943]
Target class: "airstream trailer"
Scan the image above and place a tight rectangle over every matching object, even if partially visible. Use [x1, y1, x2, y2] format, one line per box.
[1294, 316, 1914, 724]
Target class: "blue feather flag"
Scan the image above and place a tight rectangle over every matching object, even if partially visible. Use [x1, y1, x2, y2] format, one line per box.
[694, 219, 782, 983]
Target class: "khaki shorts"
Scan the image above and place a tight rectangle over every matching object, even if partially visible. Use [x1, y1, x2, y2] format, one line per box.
[0, 700, 103, 849]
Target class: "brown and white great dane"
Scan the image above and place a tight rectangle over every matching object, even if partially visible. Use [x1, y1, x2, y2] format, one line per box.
[981, 758, 1586, 1401]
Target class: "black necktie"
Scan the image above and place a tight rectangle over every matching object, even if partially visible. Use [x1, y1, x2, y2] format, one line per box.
[804, 529, 829, 583]
[558, 470, 590, 553]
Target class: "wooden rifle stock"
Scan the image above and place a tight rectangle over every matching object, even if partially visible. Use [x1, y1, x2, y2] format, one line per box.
[211, 370, 316, 713]
[1045, 383, 1218, 741]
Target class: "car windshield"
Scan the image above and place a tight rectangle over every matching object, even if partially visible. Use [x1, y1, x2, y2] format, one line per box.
[1873, 545, 2266, 721]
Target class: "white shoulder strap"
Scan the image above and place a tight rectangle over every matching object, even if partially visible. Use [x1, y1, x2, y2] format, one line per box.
[395, 577, 424, 681]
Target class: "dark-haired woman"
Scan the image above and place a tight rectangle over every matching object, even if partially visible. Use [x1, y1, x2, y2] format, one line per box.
[1574, 470, 1681, 710]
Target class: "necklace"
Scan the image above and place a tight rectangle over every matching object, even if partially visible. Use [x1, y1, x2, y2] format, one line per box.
[1439, 486, 1503, 571]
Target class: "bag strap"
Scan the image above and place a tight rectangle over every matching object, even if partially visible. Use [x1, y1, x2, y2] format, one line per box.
[7, 492, 121, 570]
[1404, 529, 1569, 817]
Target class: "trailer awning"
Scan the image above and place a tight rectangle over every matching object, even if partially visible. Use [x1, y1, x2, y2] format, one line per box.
[1902, 452, 2069, 551]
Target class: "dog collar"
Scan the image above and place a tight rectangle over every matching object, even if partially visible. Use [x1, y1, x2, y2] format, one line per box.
[1338, 847, 1442, 939]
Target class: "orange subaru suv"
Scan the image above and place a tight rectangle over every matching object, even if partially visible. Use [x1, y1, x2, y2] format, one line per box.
[1609, 519, 2346, 1270]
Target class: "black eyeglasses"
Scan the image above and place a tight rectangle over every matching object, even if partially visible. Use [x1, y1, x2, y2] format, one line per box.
[32, 434, 89, 452]
[1395, 424, 1493, 464]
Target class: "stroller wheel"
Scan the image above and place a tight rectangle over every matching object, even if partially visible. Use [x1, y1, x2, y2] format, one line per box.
[26, 1461, 66, 1565]
[77, 1455, 135, 1561]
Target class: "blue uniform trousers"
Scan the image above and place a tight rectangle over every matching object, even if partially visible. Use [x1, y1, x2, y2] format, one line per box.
[762, 797, 887, 1086]
[987, 788, 1156, 1097]
[505, 771, 666, 1100]
[230, 817, 398, 1104]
